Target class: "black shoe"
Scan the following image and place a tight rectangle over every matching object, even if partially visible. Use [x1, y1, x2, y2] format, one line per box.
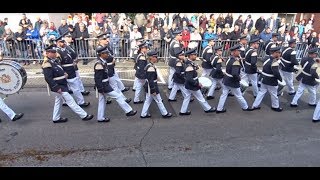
[82, 114, 94, 121]
[140, 114, 151, 118]
[179, 111, 191, 116]
[242, 108, 253, 111]
[216, 109, 227, 114]
[253, 95, 257, 98]
[271, 107, 283, 112]
[68, 90, 73, 94]
[62, 103, 68, 107]
[98, 118, 110, 123]
[190, 98, 195, 102]
[162, 112, 172, 118]
[288, 92, 296, 96]
[206, 96, 214, 100]
[177, 89, 181, 93]
[12, 113, 24, 121]
[168, 98, 177, 102]
[249, 83, 252, 86]
[290, 103, 298, 107]
[133, 100, 144, 104]
[277, 92, 283, 96]
[0, 119, 1, 122]
[121, 87, 130, 92]
[81, 91, 90, 96]
[205, 107, 216, 113]
[79, 102, 90, 107]
[106, 100, 112, 104]
[228, 93, 234, 97]
[312, 119, 320, 123]
[125, 98, 132, 103]
[53, 117, 68, 123]
[132, 89, 136, 92]
[126, 110, 137, 116]
[168, 88, 172, 91]
[215, 86, 221, 91]
[309, 103, 317, 107]
[252, 106, 261, 110]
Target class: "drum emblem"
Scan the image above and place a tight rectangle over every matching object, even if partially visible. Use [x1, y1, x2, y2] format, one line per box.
[0, 74, 11, 83]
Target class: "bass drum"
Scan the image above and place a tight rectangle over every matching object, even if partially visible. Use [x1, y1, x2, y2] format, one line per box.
[0, 60, 27, 95]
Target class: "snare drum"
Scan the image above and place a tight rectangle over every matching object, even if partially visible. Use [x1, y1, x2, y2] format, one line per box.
[198, 76, 212, 88]
[0, 60, 27, 95]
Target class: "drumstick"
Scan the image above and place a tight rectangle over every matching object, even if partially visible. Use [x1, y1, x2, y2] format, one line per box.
[95, 87, 98, 98]
[46, 83, 50, 96]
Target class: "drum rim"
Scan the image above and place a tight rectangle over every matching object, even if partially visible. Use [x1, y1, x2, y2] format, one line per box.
[0, 61, 27, 95]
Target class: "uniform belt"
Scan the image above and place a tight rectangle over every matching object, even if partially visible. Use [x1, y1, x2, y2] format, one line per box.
[153, 80, 157, 82]
[53, 76, 66, 80]
[61, 64, 74, 67]
[107, 63, 113, 65]
[281, 58, 291, 64]
[225, 72, 233, 77]
[181, 72, 185, 74]
[245, 61, 252, 66]
[302, 70, 312, 76]
[261, 72, 274, 77]
[202, 59, 207, 62]
[102, 79, 109, 82]
[193, 77, 198, 80]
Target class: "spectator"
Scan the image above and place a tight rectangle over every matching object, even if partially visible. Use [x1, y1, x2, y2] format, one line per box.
[304, 20, 314, 33]
[208, 14, 216, 30]
[91, 25, 103, 38]
[216, 27, 223, 40]
[284, 30, 291, 44]
[308, 31, 318, 48]
[162, 25, 172, 44]
[181, 29, 190, 49]
[19, 13, 32, 29]
[234, 15, 244, 32]
[103, 21, 112, 34]
[243, 15, 253, 33]
[301, 33, 308, 43]
[26, 24, 41, 60]
[190, 13, 199, 29]
[110, 25, 120, 60]
[0, 21, 5, 37]
[49, 22, 58, 33]
[2, 26, 15, 56]
[129, 25, 142, 57]
[153, 13, 164, 30]
[67, 24, 76, 40]
[150, 28, 161, 51]
[172, 13, 182, 28]
[74, 22, 89, 65]
[181, 14, 189, 25]
[189, 28, 202, 49]
[259, 27, 272, 42]
[182, 20, 190, 32]
[316, 33, 320, 48]
[298, 19, 306, 38]
[309, 14, 315, 25]
[216, 13, 225, 29]
[163, 13, 170, 27]
[278, 29, 286, 45]
[46, 28, 60, 41]
[14, 26, 28, 64]
[67, 14, 73, 25]
[111, 13, 120, 28]
[221, 25, 231, 40]
[134, 13, 147, 33]
[199, 13, 208, 32]
[225, 13, 234, 28]
[95, 13, 105, 28]
[20, 19, 29, 33]
[39, 22, 50, 42]
[241, 28, 251, 42]
[119, 25, 130, 57]
[265, 14, 277, 33]
[58, 19, 69, 36]
[277, 18, 286, 33]
[34, 16, 43, 32]
[230, 24, 241, 40]
[74, 17, 83, 32]
[3, 17, 8, 26]
[251, 29, 260, 40]
[255, 16, 266, 33]
[168, 23, 179, 39]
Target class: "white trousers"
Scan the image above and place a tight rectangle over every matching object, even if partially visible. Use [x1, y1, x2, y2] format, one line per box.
[291, 82, 317, 105]
[134, 79, 146, 102]
[217, 85, 249, 111]
[75, 70, 85, 92]
[167, 83, 192, 113]
[97, 91, 133, 120]
[53, 92, 87, 121]
[67, 77, 85, 105]
[133, 77, 138, 90]
[313, 100, 320, 120]
[109, 76, 126, 99]
[252, 83, 279, 108]
[279, 70, 295, 93]
[201, 68, 212, 77]
[187, 89, 212, 111]
[207, 78, 224, 97]
[141, 93, 168, 116]
[114, 71, 125, 91]
[168, 67, 175, 89]
[0, 98, 16, 120]
[247, 73, 259, 97]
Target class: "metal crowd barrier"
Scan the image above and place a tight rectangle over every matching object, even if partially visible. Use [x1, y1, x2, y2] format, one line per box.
[0, 38, 317, 63]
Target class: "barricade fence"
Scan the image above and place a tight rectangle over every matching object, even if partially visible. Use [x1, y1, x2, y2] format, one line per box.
[0, 38, 317, 63]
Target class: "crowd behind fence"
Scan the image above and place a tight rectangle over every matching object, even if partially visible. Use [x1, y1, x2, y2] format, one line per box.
[0, 38, 317, 64]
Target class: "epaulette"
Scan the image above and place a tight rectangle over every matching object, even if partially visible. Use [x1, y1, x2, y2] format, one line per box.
[291, 50, 297, 55]
[233, 60, 240, 66]
[95, 62, 104, 70]
[176, 62, 182, 66]
[272, 61, 279, 67]
[217, 58, 223, 63]
[251, 51, 257, 56]
[311, 63, 318, 69]
[207, 48, 213, 53]
[42, 62, 52, 68]
[147, 66, 156, 72]
[185, 66, 194, 71]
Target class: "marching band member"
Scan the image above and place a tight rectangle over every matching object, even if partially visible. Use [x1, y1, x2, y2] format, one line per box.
[201, 38, 215, 77]
[206, 45, 224, 100]
[140, 50, 172, 118]
[168, 29, 183, 90]
[0, 98, 24, 122]
[132, 37, 144, 92]
[42, 45, 94, 123]
[251, 45, 283, 112]
[290, 48, 319, 108]
[279, 39, 299, 96]
[183, 48, 216, 114]
[243, 38, 260, 98]
[216, 44, 252, 113]
[94, 46, 137, 122]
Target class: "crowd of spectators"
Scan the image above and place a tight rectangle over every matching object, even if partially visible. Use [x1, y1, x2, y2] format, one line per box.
[0, 13, 319, 65]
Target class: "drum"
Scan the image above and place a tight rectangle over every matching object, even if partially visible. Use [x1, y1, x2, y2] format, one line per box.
[0, 60, 27, 95]
[277, 79, 286, 96]
[240, 72, 249, 93]
[199, 76, 212, 96]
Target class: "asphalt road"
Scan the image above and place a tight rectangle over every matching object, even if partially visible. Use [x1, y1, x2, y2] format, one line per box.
[1, 83, 320, 167]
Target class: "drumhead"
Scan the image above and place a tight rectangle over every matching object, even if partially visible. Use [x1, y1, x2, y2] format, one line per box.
[240, 79, 249, 87]
[198, 77, 212, 88]
[0, 61, 27, 95]
[278, 80, 286, 86]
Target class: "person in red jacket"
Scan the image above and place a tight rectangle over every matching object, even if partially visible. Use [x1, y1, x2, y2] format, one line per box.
[181, 29, 190, 49]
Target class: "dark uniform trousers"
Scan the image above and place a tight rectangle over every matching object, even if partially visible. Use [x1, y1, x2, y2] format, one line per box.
[252, 56, 282, 109]
[141, 63, 169, 116]
[291, 57, 318, 106]
[42, 58, 87, 121]
[94, 58, 133, 121]
[217, 56, 249, 111]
